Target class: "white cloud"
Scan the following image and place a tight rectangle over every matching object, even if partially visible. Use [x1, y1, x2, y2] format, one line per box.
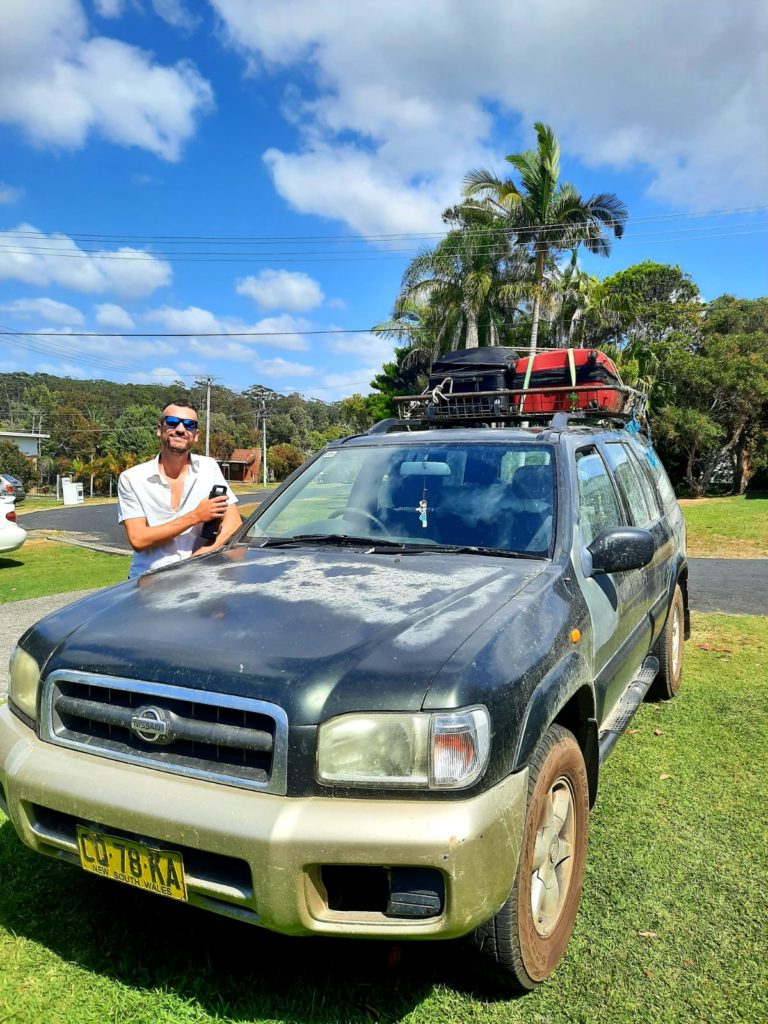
[236, 269, 325, 311]
[144, 305, 312, 350]
[94, 303, 135, 329]
[327, 330, 395, 365]
[0, 225, 172, 297]
[212, 0, 768, 227]
[36, 360, 98, 379]
[0, 182, 23, 204]
[251, 356, 315, 378]
[33, 327, 174, 361]
[152, 0, 200, 31]
[303, 367, 380, 399]
[263, 145, 452, 236]
[94, 0, 125, 16]
[0, 0, 213, 161]
[0, 297, 85, 325]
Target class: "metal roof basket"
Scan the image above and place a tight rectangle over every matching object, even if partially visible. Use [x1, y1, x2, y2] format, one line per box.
[393, 379, 646, 427]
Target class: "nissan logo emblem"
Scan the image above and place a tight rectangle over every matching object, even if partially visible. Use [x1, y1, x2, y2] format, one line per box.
[130, 706, 172, 744]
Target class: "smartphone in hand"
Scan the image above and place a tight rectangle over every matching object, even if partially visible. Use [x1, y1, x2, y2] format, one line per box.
[200, 485, 228, 541]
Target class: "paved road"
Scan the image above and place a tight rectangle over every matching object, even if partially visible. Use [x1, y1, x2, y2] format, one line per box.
[17, 489, 271, 551]
[1, 556, 765, 698]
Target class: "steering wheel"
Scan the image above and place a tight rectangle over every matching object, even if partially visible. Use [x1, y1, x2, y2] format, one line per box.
[330, 507, 390, 534]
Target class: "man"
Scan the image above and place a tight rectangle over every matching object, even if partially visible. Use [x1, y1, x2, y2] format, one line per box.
[118, 401, 241, 578]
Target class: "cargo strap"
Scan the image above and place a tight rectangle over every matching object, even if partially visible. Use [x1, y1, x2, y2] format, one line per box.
[519, 353, 536, 413]
[567, 348, 576, 388]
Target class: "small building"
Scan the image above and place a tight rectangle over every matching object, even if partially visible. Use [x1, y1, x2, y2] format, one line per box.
[0, 430, 50, 458]
[219, 448, 262, 483]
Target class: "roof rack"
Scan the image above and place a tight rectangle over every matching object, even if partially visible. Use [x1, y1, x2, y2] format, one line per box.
[393, 381, 645, 426]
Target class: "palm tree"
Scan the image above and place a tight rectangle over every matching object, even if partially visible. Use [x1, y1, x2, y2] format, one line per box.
[567, 274, 639, 347]
[393, 219, 529, 356]
[463, 122, 628, 356]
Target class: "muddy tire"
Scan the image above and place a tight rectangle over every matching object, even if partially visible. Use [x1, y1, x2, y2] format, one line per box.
[470, 724, 589, 991]
[648, 583, 684, 701]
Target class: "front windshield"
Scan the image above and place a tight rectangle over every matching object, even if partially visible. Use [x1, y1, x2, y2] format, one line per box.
[245, 442, 555, 556]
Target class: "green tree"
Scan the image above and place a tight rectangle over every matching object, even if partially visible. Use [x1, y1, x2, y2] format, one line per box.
[652, 297, 768, 494]
[367, 347, 429, 421]
[267, 443, 305, 480]
[104, 404, 160, 461]
[0, 440, 36, 488]
[338, 394, 373, 433]
[600, 261, 701, 347]
[463, 122, 627, 355]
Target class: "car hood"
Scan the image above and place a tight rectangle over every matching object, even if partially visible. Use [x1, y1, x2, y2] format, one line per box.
[36, 544, 545, 724]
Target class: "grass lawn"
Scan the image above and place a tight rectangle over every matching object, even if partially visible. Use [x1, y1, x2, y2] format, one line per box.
[681, 495, 768, 558]
[0, 612, 765, 1023]
[0, 539, 130, 602]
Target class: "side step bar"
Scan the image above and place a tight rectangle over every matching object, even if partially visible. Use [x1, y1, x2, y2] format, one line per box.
[598, 656, 659, 763]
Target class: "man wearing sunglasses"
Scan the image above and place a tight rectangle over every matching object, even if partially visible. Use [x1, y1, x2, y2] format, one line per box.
[117, 401, 241, 578]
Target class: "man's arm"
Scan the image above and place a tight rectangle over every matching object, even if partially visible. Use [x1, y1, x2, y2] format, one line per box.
[192, 502, 242, 556]
[122, 493, 229, 552]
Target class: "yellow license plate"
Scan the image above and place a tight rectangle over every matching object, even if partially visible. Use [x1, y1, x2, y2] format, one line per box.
[76, 827, 187, 902]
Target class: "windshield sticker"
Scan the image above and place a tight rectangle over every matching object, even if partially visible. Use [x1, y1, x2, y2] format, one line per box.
[320, 451, 338, 458]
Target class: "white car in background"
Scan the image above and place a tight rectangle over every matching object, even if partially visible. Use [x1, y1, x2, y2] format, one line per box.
[0, 498, 26, 554]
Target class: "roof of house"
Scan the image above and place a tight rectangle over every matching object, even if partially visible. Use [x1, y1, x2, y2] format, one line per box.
[0, 430, 50, 439]
[226, 449, 260, 464]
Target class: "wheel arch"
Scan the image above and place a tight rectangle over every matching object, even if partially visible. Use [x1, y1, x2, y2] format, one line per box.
[512, 656, 599, 806]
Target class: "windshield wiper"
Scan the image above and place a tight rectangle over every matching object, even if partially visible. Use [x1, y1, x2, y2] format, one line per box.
[251, 535, 545, 558]
[252, 533, 405, 549]
[400, 544, 545, 559]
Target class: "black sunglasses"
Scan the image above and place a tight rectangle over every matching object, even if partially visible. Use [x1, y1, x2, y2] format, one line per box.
[162, 416, 198, 431]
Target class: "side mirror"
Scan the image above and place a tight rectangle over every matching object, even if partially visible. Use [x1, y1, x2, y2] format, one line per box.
[588, 527, 654, 575]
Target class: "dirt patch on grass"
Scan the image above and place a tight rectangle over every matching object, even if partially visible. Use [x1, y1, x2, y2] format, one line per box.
[687, 537, 768, 558]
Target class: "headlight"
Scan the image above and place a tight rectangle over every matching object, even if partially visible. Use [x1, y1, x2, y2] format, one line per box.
[317, 707, 490, 790]
[8, 645, 41, 722]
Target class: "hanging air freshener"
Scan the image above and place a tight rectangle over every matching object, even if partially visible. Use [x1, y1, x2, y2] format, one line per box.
[418, 498, 428, 528]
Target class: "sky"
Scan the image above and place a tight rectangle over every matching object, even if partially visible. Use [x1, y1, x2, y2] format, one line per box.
[0, 0, 766, 401]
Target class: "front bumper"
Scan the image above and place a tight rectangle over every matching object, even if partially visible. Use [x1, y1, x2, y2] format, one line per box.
[0, 705, 527, 939]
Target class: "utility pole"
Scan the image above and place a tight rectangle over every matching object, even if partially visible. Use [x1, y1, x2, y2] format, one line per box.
[250, 387, 270, 485]
[196, 375, 216, 457]
[261, 399, 268, 485]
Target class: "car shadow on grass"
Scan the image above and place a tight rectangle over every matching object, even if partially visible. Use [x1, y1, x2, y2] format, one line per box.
[0, 558, 23, 569]
[0, 823, 519, 1019]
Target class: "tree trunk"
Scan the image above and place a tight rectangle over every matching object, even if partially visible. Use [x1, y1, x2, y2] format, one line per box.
[465, 308, 479, 348]
[684, 444, 702, 496]
[732, 426, 751, 495]
[528, 244, 546, 358]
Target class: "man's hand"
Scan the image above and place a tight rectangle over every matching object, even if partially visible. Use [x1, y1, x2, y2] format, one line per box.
[192, 503, 242, 557]
[193, 494, 228, 524]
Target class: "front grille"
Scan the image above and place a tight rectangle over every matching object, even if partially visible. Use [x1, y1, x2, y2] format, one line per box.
[40, 671, 288, 794]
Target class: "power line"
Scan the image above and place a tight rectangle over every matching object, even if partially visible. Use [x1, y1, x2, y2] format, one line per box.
[2, 205, 765, 244]
[0, 298, 740, 340]
[1, 227, 764, 264]
[5, 218, 764, 256]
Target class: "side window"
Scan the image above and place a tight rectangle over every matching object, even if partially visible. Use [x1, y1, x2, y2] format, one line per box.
[575, 447, 624, 546]
[626, 445, 664, 520]
[602, 443, 655, 526]
[629, 437, 678, 510]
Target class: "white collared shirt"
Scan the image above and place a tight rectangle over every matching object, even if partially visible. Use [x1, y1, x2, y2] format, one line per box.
[117, 454, 237, 578]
